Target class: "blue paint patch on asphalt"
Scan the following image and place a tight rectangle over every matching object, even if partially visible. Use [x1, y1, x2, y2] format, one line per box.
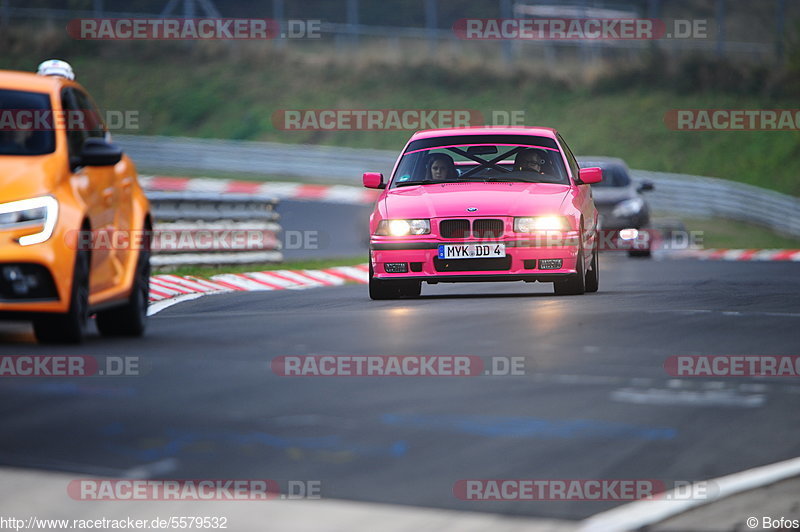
[0, 382, 136, 398]
[105, 426, 408, 461]
[380, 413, 677, 440]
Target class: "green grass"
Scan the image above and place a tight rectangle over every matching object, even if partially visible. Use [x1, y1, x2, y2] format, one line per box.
[158, 256, 368, 279]
[2, 32, 799, 196]
[680, 217, 800, 249]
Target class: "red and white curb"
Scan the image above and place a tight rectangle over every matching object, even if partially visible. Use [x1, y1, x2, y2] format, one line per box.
[147, 264, 369, 314]
[140, 176, 378, 205]
[670, 249, 800, 261]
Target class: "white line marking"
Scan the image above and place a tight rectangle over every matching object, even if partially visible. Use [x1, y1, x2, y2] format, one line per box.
[148, 292, 207, 315]
[648, 309, 800, 318]
[121, 458, 179, 479]
[579, 455, 800, 532]
[610, 388, 765, 408]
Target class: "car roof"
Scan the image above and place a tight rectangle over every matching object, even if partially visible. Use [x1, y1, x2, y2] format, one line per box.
[0, 70, 72, 93]
[410, 126, 559, 140]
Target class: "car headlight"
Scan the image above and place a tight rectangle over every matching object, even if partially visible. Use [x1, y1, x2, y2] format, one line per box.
[514, 216, 570, 232]
[0, 196, 59, 246]
[376, 219, 431, 236]
[612, 197, 644, 218]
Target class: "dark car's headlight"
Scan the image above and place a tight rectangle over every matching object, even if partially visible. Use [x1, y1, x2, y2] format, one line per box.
[376, 219, 431, 236]
[612, 198, 644, 218]
[0, 196, 59, 246]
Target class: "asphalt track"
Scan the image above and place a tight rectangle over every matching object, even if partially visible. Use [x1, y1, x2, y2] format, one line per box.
[1, 251, 799, 522]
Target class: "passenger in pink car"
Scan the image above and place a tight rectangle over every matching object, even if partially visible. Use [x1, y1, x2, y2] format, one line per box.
[425, 153, 458, 180]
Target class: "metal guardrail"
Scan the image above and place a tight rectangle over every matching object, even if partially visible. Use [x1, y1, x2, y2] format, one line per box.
[147, 191, 283, 267]
[124, 135, 800, 239]
[118, 135, 396, 182]
[633, 170, 800, 238]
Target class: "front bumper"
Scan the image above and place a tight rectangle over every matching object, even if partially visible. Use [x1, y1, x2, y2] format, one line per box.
[597, 209, 649, 231]
[0, 223, 74, 314]
[370, 237, 581, 282]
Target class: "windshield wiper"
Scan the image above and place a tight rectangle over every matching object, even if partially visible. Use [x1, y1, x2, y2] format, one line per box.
[395, 179, 459, 187]
[483, 177, 536, 182]
[395, 179, 434, 187]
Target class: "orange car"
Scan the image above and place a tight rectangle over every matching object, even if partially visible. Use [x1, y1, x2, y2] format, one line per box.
[0, 61, 151, 343]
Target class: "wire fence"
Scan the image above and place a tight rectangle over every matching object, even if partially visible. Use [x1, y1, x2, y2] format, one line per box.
[0, 0, 789, 64]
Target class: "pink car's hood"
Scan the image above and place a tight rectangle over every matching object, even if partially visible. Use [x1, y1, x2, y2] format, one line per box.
[382, 182, 572, 218]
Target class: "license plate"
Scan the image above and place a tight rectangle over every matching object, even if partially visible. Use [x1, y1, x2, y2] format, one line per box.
[438, 243, 506, 259]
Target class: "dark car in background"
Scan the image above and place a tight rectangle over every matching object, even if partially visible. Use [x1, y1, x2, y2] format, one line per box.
[578, 157, 655, 257]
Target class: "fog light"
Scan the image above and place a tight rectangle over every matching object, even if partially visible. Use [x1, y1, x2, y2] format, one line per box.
[0, 264, 57, 300]
[619, 228, 639, 240]
[2, 265, 38, 296]
[523, 259, 537, 269]
[384, 263, 408, 273]
[539, 259, 563, 270]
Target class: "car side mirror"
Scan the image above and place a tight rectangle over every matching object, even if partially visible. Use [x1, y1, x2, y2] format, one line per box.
[638, 181, 655, 192]
[363, 172, 385, 189]
[73, 137, 123, 168]
[577, 167, 603, 185]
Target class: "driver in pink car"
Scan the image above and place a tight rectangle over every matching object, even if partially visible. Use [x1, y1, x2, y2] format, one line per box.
[514, 148, 548, 174]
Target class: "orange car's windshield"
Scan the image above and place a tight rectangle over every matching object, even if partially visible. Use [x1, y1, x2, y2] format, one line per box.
[0, 89, 56, 156]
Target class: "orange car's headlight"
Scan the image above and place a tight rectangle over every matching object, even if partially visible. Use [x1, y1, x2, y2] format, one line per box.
[0, 196, 59, 246]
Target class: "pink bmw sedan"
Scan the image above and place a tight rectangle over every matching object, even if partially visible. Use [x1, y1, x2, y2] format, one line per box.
[364, 127, 603, 299]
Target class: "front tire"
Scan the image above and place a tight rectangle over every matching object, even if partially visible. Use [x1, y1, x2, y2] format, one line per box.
[628, 249, 652, 258]
[368, 261, 421, 300]
[554, 246, 586, 296]
[585, 243, 599, 293]
[96, 246, 151, 337]
[33, 248, 90, 344]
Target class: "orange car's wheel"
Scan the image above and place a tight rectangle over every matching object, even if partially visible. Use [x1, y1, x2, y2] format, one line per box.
[33, 248, 90, 344]
[96, 246, 150, 337]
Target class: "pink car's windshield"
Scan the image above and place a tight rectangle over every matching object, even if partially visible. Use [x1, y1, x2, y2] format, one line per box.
[391, 134, 568, 188]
